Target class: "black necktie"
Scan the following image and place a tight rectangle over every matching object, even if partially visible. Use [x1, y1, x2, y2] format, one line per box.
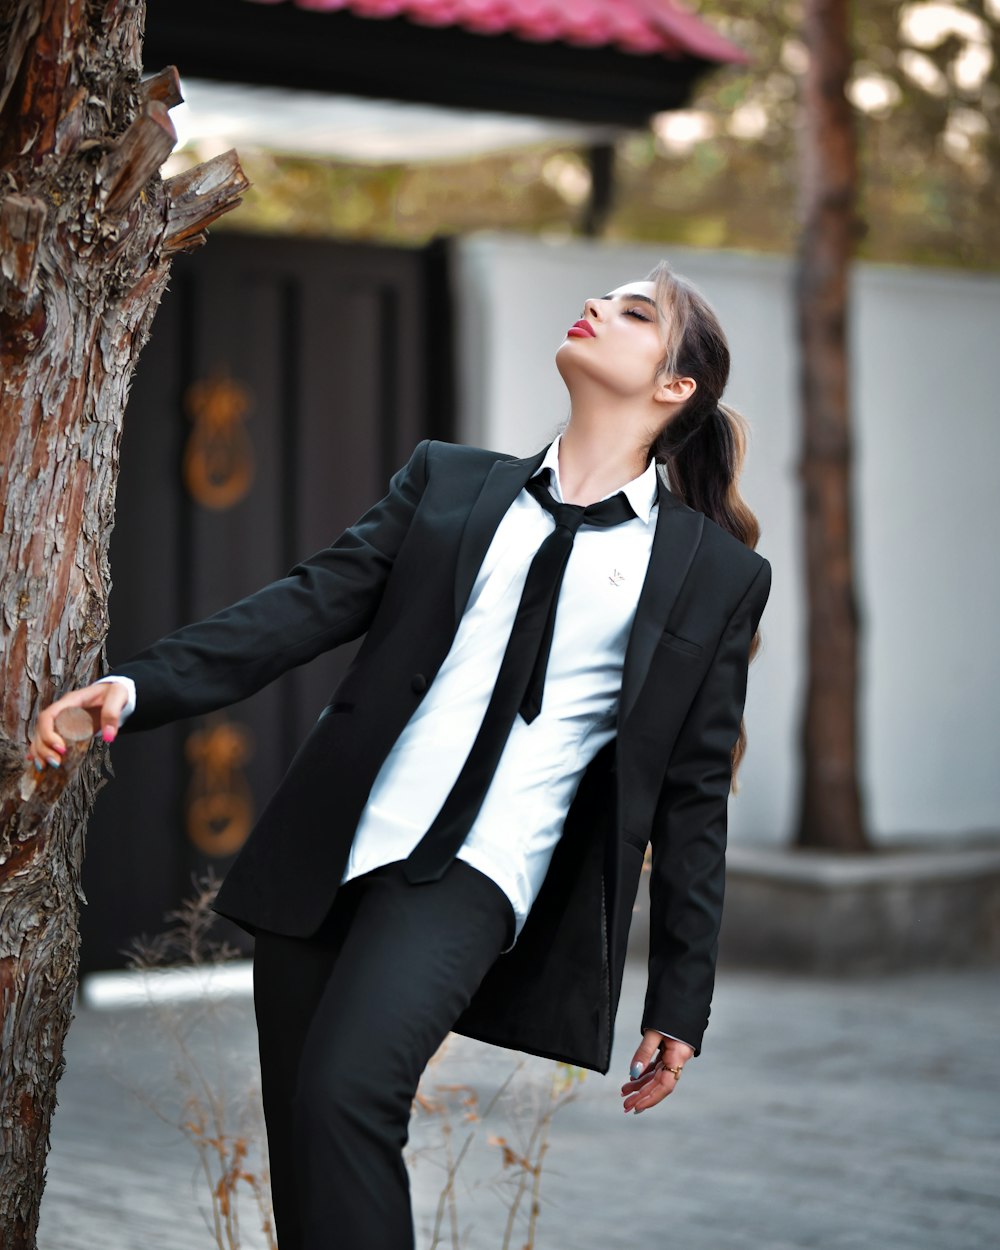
[402, 472, 637, 885]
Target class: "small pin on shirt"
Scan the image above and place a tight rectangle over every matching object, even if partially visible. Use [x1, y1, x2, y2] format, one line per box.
[608, 569, 625, 587]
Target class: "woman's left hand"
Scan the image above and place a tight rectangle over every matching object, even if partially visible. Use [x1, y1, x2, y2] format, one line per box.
[620, 1030, 694, 1115]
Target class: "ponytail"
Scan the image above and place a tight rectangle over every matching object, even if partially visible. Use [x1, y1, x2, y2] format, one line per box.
[645, 261, 763, 792]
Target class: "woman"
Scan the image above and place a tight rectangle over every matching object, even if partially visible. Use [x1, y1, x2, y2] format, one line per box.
[29, 259, 771, 1250]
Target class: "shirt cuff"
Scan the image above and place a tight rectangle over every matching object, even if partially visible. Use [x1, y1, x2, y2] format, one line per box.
[95, 675, 137, 726]
[648, 1029, 695, 1052]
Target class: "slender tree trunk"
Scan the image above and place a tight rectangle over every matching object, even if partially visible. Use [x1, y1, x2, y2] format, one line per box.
[794, 0, 868, 850]
[581, 142, 616, 237]
[0, 3, 248, 1243]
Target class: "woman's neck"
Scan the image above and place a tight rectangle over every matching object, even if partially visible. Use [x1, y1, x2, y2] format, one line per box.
[557, 409, 653, 506]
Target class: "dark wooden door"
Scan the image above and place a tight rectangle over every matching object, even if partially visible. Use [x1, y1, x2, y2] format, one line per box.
[80, 234, 452, 972]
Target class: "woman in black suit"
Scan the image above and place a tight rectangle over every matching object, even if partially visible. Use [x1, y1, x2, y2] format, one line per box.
[29, 259, 770, 1250]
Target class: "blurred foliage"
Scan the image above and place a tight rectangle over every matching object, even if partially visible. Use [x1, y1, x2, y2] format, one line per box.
[614, 0, 999, 268]
[186, 0, 997, 269]
[191, 146, 582, 242]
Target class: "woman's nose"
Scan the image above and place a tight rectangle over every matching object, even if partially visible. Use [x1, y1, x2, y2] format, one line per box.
[583, 297, 602, 321]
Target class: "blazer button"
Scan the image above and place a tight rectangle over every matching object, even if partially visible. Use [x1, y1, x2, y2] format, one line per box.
[411, 673, 428, 694]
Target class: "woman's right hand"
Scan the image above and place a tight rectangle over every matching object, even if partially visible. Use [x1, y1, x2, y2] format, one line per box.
[27, 681, 130, 771]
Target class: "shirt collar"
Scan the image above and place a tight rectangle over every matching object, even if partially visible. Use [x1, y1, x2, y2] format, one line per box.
[531, 434, 659, 525]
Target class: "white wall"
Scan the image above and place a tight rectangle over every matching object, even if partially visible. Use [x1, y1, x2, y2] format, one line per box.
[451, 234, 1000, 845]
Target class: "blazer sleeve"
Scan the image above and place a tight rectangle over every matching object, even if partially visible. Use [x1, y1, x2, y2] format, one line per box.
[112, 439, 431, 732]
[640, 556, 772, 1055]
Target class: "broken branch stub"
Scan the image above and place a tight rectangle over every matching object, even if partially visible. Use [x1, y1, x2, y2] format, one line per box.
[163, 149, 251, 256]
[141, 65, 183, 110]
[17, 707, 96, 836]
[0, 194, 47, 317]
[100, 99, 177, 216]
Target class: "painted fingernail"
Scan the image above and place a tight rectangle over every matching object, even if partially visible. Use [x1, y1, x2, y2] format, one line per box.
[34, 759, 43, 772]
[630, 1061, 644, 1080]
[48, 757, 60, 768]
[102, 727, 116, 743]
[54, 743, 66, 755]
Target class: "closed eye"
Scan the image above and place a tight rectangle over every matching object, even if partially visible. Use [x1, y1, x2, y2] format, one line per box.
[625, 307, 651, 321]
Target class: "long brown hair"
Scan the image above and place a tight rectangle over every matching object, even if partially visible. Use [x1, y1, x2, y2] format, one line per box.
[645, 259, 763, 792]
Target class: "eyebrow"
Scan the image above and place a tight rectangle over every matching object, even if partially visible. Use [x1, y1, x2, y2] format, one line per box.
[600, 292, 658, 308]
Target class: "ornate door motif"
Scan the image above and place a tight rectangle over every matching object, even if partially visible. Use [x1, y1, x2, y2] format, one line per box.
[184, 715, 255, 857]
[182, 370, 254, 510]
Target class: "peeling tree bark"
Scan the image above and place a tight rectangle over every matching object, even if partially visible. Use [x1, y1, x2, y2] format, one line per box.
[0, 3, 248, 1243]
[794, 0, 869, 851]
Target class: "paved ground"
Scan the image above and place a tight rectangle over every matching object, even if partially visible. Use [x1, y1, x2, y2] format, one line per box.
[36, 959, 1000, 1250]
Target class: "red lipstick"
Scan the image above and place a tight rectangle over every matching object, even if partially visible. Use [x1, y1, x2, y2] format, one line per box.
[567, 319, 596, 339]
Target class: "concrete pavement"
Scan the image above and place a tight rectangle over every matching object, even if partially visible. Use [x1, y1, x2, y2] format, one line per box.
[36, 961, 1000, 1250]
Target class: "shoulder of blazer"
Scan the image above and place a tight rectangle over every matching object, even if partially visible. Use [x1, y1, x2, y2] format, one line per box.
[668, 492, 771, 611]
[701, 513, 768, 576]
[659, 472, 765, 563]
[655, 463, 768, 578]
[423, 439, 521, 476]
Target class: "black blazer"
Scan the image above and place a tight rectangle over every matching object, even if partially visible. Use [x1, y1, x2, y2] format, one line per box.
[116, 439, 771, 1074]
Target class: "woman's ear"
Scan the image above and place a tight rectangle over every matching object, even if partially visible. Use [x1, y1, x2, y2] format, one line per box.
[653, 374, 697, 407]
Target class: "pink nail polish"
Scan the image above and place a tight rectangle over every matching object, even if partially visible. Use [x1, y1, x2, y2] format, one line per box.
[102, 727, 116, 743]
[54, 744, 66, 755]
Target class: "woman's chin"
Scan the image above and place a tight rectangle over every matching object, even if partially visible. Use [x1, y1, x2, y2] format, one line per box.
[554, 341, 583, 381]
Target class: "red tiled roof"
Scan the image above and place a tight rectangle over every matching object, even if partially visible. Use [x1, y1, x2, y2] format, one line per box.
[248, 0, 747, 62]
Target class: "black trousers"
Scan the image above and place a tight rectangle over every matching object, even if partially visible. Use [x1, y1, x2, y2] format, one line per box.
[251, 857, 516, 1250]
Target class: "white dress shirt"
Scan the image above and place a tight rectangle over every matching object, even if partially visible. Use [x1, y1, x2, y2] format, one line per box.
[103, 438, 691, 1046]
[342, 436, 657, 955]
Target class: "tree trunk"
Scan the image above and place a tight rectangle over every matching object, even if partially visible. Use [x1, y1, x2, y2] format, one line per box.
[0, 3, 248, 1243]
[794, 0, 869, 851]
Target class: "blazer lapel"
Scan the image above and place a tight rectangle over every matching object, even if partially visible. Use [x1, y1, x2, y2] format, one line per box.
[453, 445, 549, 623]
[618, 472, 704, 729]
